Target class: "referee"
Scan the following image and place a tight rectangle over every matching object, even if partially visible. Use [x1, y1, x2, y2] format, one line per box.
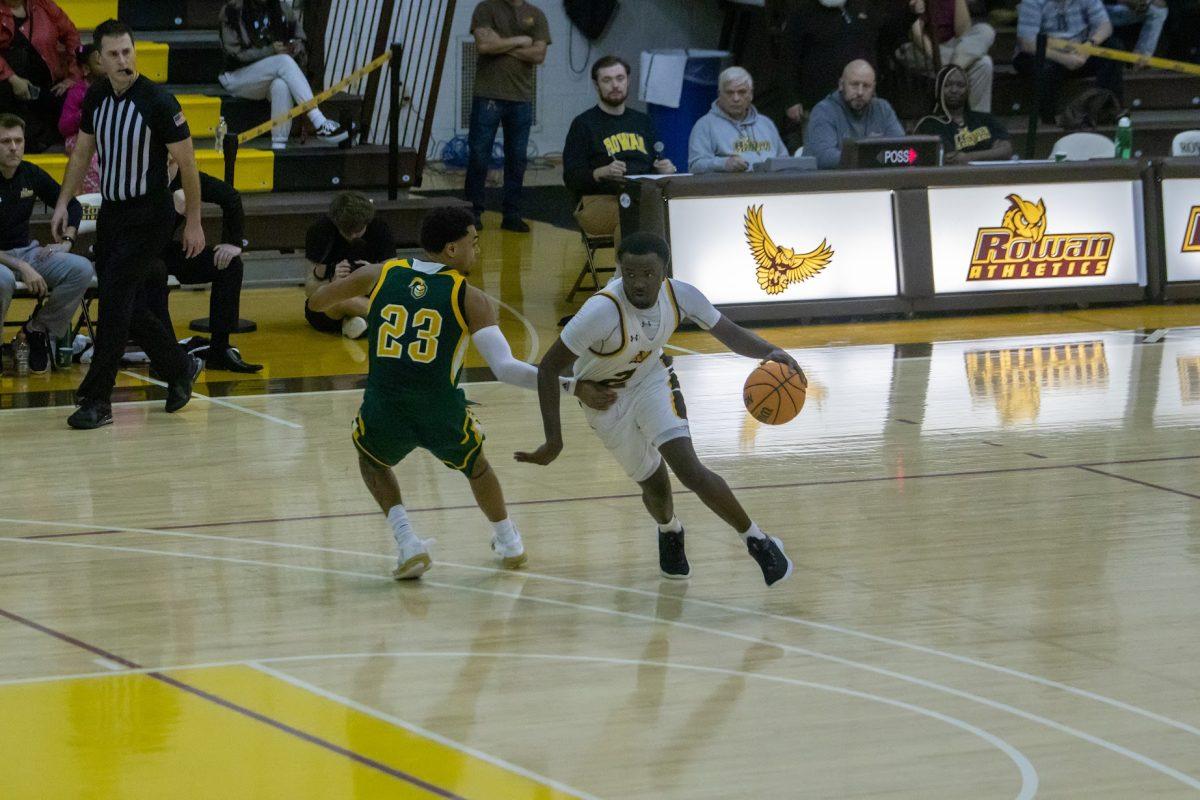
[52, 19, 206, 430]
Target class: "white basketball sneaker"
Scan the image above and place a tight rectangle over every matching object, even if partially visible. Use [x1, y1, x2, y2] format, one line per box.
[392, 534, 432, 580]
[491, 529, 527, 569]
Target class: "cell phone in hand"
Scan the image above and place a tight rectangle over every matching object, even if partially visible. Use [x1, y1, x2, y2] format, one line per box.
[28, 84, 40, 100]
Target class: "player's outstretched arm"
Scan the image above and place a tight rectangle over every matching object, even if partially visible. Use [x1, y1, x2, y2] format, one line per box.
[308, 262, 383, 313]
[514, 338, 579, 466]
[464, 287, 613, 408]
[709, 315, 806, 385]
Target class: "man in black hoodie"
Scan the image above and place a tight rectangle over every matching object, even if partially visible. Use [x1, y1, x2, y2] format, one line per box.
[562, 55, 675, 240]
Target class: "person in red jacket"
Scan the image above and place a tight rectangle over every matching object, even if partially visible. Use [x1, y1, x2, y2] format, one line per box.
[0, 0, 82, 152]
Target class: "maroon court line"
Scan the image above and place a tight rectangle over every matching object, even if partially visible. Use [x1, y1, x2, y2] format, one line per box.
[0, 607, 466, 799]
[16, 453, 1200, 541]
[1075, 466, 1200, 502]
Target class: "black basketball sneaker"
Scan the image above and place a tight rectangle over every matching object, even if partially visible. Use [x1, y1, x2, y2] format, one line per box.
[658, 528, 690, 579]
[747, 534, 793, 586]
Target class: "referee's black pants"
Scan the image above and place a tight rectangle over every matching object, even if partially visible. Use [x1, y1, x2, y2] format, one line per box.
[77, 195, 190, 405]
[149, 245, 245, 344]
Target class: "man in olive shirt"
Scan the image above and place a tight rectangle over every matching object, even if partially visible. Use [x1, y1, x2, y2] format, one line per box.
[465, 0, 550, 233]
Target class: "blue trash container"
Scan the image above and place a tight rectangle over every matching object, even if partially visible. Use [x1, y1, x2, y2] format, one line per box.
[644, 51, 728, 172]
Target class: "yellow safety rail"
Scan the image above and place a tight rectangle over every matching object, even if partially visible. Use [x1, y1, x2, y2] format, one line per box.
[1047, 37, 1200, 77]
[236, 50, 394, 145]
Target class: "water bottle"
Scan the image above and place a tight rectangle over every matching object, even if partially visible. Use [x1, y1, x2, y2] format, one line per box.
[214, 117, 228, 152]
[14, 331, 30, 377]
[1114, 116, 1132, 159]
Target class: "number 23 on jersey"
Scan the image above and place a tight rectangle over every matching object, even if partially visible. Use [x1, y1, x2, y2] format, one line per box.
[376, 304, 443, 363]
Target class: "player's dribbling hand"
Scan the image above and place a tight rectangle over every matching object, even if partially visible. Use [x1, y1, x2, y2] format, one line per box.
[574, 379, 616, 411]
[764, 349, 806, 386]
[514, 440, 562, 466]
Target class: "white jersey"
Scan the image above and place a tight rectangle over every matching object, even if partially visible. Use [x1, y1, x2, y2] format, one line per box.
[561, 278, 721, 390]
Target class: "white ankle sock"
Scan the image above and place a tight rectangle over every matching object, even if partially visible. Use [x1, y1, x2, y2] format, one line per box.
[388, 504, 414, 541]
[741, 521, 766, 541]
[657, 517, 683, 534]
[492, 517, 518, 542]
[307, 109, 331, 128]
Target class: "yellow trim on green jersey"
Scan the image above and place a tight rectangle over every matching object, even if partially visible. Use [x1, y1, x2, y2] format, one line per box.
[448, 271, 470, 383]
[368, 258, 412, 306]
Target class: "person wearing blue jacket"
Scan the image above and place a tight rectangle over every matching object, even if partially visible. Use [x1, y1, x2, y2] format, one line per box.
[804, 59, 905, 169]
[687, 67, 788, 174]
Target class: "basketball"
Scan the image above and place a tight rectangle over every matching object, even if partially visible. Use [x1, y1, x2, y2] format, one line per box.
[743, 360, 806, 425]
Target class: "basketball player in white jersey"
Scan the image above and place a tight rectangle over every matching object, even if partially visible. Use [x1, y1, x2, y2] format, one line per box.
[516, 232, 803, 586]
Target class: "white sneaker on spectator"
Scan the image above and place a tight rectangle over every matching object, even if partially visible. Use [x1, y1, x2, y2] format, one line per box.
[271, 141, 287, 151]
[342, 316, 367, 339]
[315, 121, 349, 145]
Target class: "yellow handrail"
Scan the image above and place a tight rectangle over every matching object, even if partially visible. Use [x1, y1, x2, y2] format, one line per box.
[236, 50, 395, 145]
[1046, 37, 1200, 77]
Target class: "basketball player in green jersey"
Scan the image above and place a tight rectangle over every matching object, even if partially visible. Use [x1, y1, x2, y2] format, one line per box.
[309, 207, 612, 579]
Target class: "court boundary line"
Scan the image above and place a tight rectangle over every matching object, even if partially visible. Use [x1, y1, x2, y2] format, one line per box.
[2, 533, 1196, 791]
[119, 370, 303, 429]
[247, 662, 601, 800]
[10, 511, 1200, 741]
[1075, 465, 1200, 502]
[0, 606, 466, 799]
[16, 453, 1200, 541]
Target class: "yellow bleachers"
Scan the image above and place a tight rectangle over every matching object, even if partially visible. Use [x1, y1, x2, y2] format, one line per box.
[26, 148, 274, 194]
[177, 94, 221, 138]
[55, 0, 117, 30]
[136, 41, 168, 83]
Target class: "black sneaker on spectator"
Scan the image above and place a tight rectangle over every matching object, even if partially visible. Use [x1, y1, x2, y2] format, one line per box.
[24, 326, 51, 374]
[501, 216, 530, 233]
[314, 121, 349, 145]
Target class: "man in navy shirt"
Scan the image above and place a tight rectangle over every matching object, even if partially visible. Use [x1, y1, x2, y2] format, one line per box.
[0, 112, 90, 374]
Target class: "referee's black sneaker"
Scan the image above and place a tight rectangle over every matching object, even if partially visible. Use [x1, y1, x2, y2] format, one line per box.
[747, 534, 794, 587]
[165, 355, 203, 413]
[68, 401, 113, 430]
[658, 528, 690, 580]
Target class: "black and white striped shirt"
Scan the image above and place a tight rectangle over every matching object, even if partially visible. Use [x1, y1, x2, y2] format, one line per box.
[80, 75, 192, 203]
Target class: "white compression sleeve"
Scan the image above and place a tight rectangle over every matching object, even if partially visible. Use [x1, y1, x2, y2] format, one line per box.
[471, 325, 574, 395]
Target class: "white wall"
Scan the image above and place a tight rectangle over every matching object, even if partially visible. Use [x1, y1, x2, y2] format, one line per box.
[427, 0, 724, 159]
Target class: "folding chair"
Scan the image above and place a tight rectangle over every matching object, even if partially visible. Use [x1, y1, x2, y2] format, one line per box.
[566, 229, 616, 303]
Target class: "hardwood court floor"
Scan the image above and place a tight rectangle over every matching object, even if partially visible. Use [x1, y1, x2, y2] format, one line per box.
[3, 322, 1200, 798]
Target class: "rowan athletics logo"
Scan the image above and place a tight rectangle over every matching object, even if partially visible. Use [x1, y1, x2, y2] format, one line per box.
[743, 205, 834, 295]
[967, 194, 1114, 281]
[1182, 205, 1200, 253]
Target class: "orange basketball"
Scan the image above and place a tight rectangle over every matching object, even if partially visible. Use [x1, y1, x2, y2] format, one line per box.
[743, 360, 806, 425]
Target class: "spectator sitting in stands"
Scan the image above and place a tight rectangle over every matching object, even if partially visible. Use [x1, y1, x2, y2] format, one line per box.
[1105, 0, 1167, 63]
[0, 113, 91, 373]
[219, 0, 347, 150]
[780, 0, 885, 141]
[1013, 0, 1123, 124]
[804, 59, 904, 169]
[562, 55, 675, 241]
[304, 191, 395, 339]
[688, 67, 788, 174]
[0, 0, 82, 153]
[896, 0, 996, 112]
[157, 153, 261, 373]
[58, 44, 101, 194]
[914, 64, 1012, 163]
